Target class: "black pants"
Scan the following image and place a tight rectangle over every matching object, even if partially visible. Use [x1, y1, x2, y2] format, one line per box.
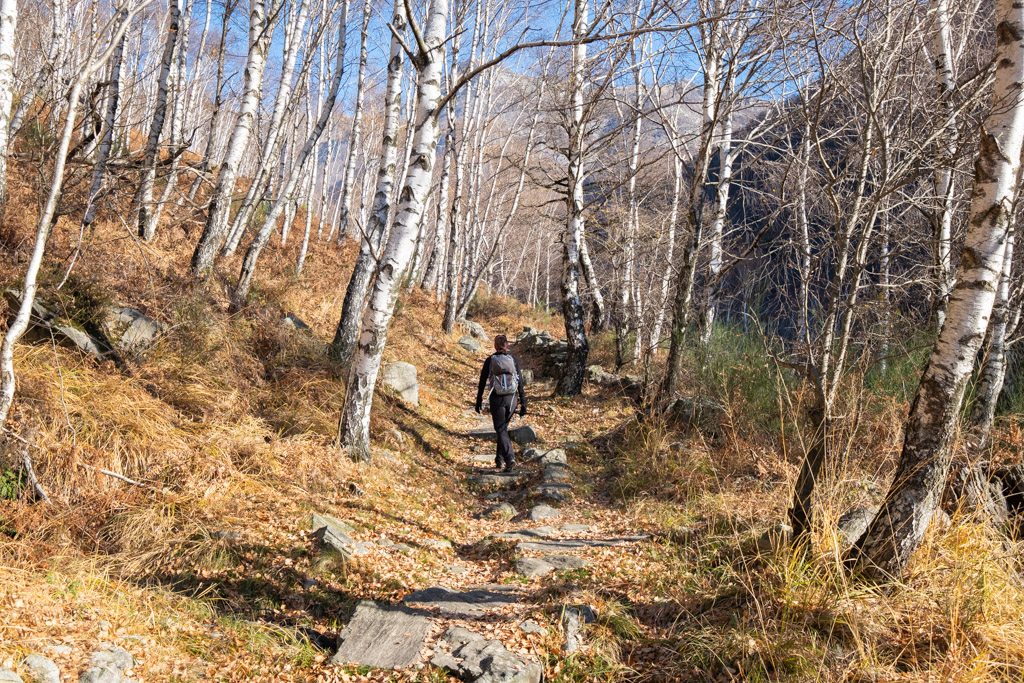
[490, 392, 518, 468]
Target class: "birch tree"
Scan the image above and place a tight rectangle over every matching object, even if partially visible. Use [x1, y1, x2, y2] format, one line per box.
[851, 0, 1024, 579]
[0, 0, 17, 201]
[338, 0, 450, 460]
[190, 0, 274, 275]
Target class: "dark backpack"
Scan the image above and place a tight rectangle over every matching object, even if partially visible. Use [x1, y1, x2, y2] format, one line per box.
[489, 353, 519, 396]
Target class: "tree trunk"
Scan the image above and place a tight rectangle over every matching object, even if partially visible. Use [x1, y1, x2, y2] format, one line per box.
[338, 0, 450, 460]
[0, 0, 16, 202]
[698, 101, 734, 352]
[556, 0, 590, 397]
[0, 8, 142, 426]
[970, 225, 1016, 446]
[330, 0, 405, 363]
[336, 0, 372, 242]
[931, 0, 958, 330]
[233, 0, 349, 307]
[134, 0, 181, 240]
[190, 0, 272, 275]
[852, 0, 1024, 580]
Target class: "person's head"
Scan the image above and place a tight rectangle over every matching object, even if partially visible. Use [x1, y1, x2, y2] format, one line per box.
[494, 334, 509, 352]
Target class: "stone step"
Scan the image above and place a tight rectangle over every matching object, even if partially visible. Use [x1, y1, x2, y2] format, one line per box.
[331, 601, 433, 669]
[404, 585, 526, 617]
[516, 535, 649, 553]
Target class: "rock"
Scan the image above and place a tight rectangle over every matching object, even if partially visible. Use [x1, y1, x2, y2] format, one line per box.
[281, 313, 311, 330]
[420, 538, 454, 551]
[509, 424, 537, 446]
[517, 535, 649, 553]
[0, 669, 22, 683]
[386, 428, 406, 446]
[347, 482, 366, 497]
[755, 522, 793, 554]
[666, 397, 729, 438]
[520, 369, 534, 386]
[311, 513, 371, 559]
[586, 364, 618, 387]
[472, 473, 524, 488]
[518, 621, 546, 635]
[560, 524, 592, 534]
[430, 627, 542, 683]
[522, 447, 542, 461]
[302, 578, 319, 589]
[21, 655, 59, 683]
[469, 452, 495, 464]
[543, 554, 588, 571]
[55, 325, 108, 361]
[486, 502, 516, 522]
[532, 486, 569, 503]
[491, 526, 558, 542]
[404, 585, 525, 617]
[542, 465, 573, 484]
[42, 645, 72, 657]
[104, 307, 164, 350]
[447, 564, 471, 575]
[459, 319, 489, 341]
[78, 646, 134, 683]
[458, 336, 482, 353]
[378, 537, 415, 554]
[528, 504, 561, 522]
[836, 506, 878, 546]
[210, 530, 242, 541]
[562, 607, 584, 654]
[515, 557, 555, 578]
[381, 361, 419, 406]
[538, 449, 567, 465]
[331, 601, 433, 669]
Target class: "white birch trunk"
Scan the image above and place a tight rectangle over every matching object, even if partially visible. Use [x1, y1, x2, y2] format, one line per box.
[338, 0, 450, 460]
[336, 0, 371, 241]
[698, 100, 734, 350]
[0, 7, 146, 427]
[931, 0, 958, 330]
[0, 0, 16, 201]
[853, 0, 1024, 579]
[557, 0, 590, 397]
[190, 0, 272, 275]
[330, 0, 406, 362]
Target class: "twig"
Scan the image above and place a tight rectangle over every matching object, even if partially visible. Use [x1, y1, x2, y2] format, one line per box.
[20, 442, 51, 504]
[75, 462, 156, 490]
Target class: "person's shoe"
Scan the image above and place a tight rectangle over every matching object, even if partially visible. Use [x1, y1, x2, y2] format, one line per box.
[503, 460, 517, 473]
[494, 461, 504, 470]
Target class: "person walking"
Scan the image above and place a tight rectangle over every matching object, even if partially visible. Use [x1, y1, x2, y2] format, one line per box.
[475, 334, 527, 471]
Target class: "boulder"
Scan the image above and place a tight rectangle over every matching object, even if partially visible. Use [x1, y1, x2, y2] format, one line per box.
[518, 621, 546, 635]
[459, 319, 489, 341]
[586, 365, 618, 387]
[509, 424, 537, 446]
[381, 361, 419, 406]
[472, 472, 524, 488]
[0, 670, 22, 683]
[520, 368, 534, 386]
[944, 462, 1009, 525]
[486, 502, 516, 522]
[560, 524, 592, 534]
[311, 513, 372, 559]
[515, 557, 555, 578]
[755, 522, 792, 554]
[666, 397, 729, 437]
[21, 655, 59, 683]
[104, 307, 164, 351]
[542, 465, 573, 484]
[55, 325, 108, 361]
[458, 336, 482, 353]
[538, 449, 567, 466]
[419, 538, 454, 551]
[430, 627, 542, 683]
[78, 646, 134, 683]
[836, 506, 878, 546]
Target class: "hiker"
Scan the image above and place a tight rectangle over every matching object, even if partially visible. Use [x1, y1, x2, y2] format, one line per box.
[475, 334, 527, 472]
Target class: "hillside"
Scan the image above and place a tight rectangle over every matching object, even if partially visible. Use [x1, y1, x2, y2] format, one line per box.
[0, 202, 1022, 683]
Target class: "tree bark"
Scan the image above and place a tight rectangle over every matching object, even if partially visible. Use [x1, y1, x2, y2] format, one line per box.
[338, 0, 450, 461]
[852, 0, 1024, 580]
[0, 0, 17, 202]
[336, 0, 372, 242]
[330, 0, 406, 363]
[190, 0, 273, 275]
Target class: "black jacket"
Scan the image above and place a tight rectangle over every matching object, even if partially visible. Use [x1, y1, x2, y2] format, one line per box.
[476, 352, 527, 411]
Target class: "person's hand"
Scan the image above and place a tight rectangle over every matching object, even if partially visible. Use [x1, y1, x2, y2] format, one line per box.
[475, 403, 483, 414]
[519, 405, 527, 417]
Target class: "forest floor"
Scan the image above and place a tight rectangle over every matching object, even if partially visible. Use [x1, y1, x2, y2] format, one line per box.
[2, 213, 1024, 682]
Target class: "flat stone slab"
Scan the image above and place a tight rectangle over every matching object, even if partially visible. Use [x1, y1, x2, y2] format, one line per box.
[490, 526, 559, 542]
[472, 473, 525, 488]
[542, 465, 573, 484]
[509, 425, 537, 446]
[517, 536, 649, 553]
[515, 554, 589, 578]
[404, 585, 525, 617]
[538, 449, 567, 465]
[469, 453, 496, 464]
[528, 504, 562, 522]
[332, 601, 433, 669]
[560, 524, 593, 534]
[431, 627, 541, 683]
